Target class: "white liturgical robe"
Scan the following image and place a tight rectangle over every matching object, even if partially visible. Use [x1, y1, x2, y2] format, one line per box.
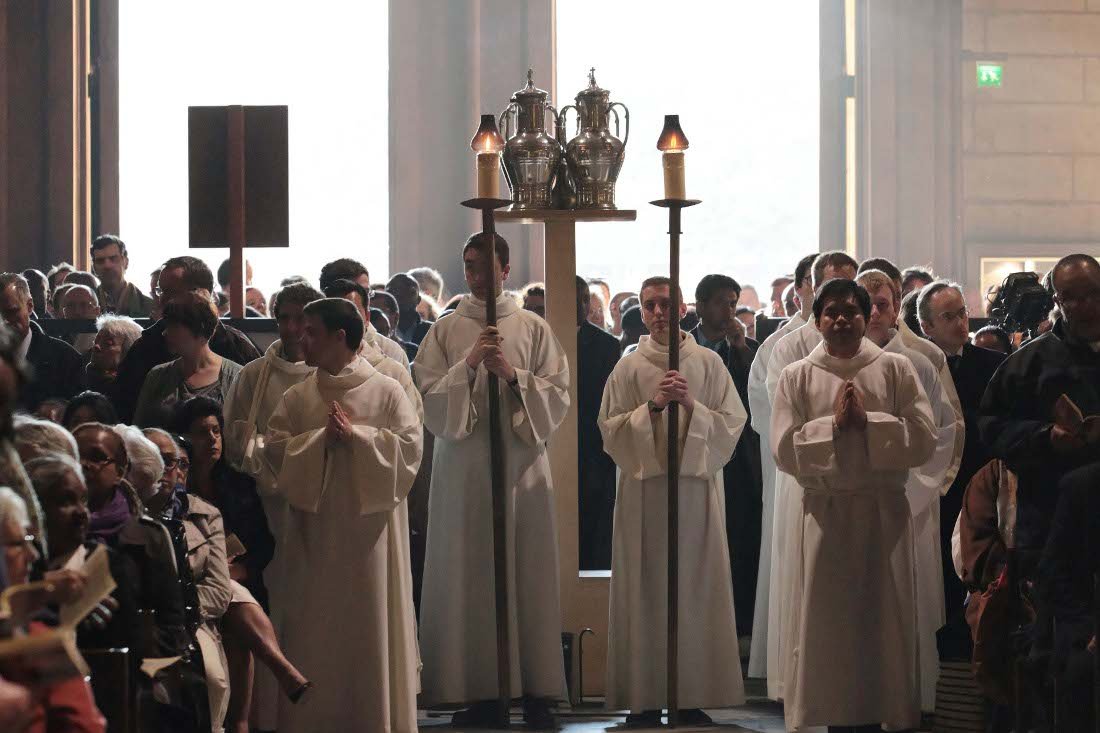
[368, 321, 411, 369]
[599, 333, 747, 712]
[413, 294, 571, 704]
[745, 310, 805, 678]
[223, 339, 314, 730]
[763, 320, 822, 699]
[771, 339, 936, 731]
[263, 356, 422, 733]
[883, 330, 957, 712]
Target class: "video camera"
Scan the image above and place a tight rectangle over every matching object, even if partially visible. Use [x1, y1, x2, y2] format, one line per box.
[988, 271, 1054, 334]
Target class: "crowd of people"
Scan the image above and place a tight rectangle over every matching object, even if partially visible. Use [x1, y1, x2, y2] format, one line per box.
[0, 229, 1096, 733]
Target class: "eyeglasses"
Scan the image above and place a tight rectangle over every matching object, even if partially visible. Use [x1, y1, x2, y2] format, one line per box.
[79, 455, 117, 470]
[161, 455, 190, 471]
[1055, 290, 1100, 307]
[934, 307, 969, 324]
[2, 534, 38, 552]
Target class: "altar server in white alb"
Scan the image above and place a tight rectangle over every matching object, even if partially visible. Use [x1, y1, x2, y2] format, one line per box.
[856, 268, 959, 714]
[771, 279, 936, 732]
[414, 233, 570, 729]
[320, 277, 423, 416]
[746, 252, 816, 680]
[599, 276, 747, 728]
[222, 281, 324, 730]
[763, 250, 859, 700]
[262, 298, 423, 733]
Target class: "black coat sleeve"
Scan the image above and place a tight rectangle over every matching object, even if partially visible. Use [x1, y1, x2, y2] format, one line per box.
[978, 353, 1056, 474]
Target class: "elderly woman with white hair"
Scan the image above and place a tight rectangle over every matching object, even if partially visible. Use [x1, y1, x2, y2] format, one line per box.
[85, 314, 143, 397]
[118, 426, 233, 733]
[0, 484, 107, 732]
[12, 414, 79, 463]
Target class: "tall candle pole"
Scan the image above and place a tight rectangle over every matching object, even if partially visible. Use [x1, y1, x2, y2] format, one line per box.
[651, 113, 698, 729]
[461, 190, 513, 727]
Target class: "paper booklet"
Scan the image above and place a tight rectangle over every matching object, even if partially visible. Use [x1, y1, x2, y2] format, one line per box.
[0, 544, 117, 683]
[225, 533, 247, 560]
[1053, 393, 1100, 443]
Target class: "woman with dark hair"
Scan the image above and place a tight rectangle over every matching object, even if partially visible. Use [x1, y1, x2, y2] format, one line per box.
[61, 390, 119, 431]
[134, 291, 242, 428]
[175, 396, 306, 730]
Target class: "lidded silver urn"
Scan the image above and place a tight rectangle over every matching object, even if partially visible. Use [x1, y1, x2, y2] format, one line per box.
[499, 69, 562, 210]
[559, 68, 629, 209]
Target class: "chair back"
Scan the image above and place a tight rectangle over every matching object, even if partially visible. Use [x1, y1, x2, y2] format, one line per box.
[83, 647, 133, 733]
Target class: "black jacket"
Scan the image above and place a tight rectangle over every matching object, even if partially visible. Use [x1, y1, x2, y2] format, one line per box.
[202, 463, 274, 608]
[577, 321, 620, 570]
[947, 342, 1008, 497]
[19, 320, 85, 410]
[1037, 461, 1100, 673]
[74, 542, 141, 654]
[978, 320, 1100, 550]
[113, 319, 261, 422]
[691, 325, 762, 635]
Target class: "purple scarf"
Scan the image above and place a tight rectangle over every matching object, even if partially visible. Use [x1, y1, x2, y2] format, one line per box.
[87, 488, 131, 543]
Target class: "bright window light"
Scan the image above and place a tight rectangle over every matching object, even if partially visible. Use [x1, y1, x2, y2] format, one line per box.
[556, 0, 819, 308]
[119, 1, 388, 302]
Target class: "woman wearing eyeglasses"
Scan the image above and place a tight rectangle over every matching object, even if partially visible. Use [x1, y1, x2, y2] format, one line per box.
[0, 484, 106, 733]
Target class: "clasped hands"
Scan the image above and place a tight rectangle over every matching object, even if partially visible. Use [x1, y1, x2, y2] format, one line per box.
[833, 380, 868, 431]
[652, 370, 694, 411]
[325, 401, 353, 445]
[465, 327, 517, 382]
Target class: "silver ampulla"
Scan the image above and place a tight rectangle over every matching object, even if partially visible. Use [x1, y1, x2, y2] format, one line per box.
[498, 69, 562, 210]
[559, 68, 630, 210]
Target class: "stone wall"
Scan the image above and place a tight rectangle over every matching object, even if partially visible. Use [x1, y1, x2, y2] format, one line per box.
[962, 0, 1100, 301]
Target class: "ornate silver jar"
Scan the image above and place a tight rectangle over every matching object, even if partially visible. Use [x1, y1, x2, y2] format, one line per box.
[559, 69, 629, 209]
[498, 69, 562, 210]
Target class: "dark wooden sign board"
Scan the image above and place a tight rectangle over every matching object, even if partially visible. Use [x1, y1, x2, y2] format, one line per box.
[188, 105, 288, 316]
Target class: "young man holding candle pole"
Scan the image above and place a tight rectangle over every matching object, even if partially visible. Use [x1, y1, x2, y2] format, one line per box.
[413, 232, 570, 728]
[599, 276, 747, 727]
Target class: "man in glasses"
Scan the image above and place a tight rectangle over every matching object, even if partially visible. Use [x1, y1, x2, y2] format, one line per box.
[113, 256, 261, 423]
[917, 280, 1006, 663]
[977, 254, 1100, 727]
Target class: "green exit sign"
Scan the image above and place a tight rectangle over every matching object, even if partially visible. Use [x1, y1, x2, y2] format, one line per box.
[977, 62, 1003, 88]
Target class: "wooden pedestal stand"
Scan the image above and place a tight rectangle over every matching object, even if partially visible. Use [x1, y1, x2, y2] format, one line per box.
[494, 207, 635, 706]
[649, 198, 701, 728]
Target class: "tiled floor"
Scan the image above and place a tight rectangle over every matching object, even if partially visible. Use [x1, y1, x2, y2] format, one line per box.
[418, 698, 788, 732]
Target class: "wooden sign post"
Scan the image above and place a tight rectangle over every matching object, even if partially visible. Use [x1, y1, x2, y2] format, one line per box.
[188, 105, 289, 316]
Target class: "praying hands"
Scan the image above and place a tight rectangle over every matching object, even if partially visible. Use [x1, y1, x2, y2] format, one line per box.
[652, 370, 694, 411]
[832, 380, 867, 431]
[326, 401, 353, 444]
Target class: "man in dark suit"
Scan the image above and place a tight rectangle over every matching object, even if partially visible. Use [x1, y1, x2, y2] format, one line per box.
[918, 279, 1006, 659]
[113, 256, 260, 422]
[690, 273, 761, 637]
[0, 272, 84, 411]
[575, 277, 620, 570]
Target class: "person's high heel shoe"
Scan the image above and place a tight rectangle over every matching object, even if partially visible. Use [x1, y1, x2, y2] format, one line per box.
[288, 680, 312, 704]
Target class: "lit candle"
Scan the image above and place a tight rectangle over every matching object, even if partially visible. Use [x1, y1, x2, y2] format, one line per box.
[657, 114, 690, 199]
[471, 114, 505, 198]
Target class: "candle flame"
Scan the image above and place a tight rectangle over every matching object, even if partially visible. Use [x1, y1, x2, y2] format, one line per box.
[471, 114, 505, 154]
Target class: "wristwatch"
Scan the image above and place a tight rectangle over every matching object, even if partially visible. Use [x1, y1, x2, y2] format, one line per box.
[647, 399, 665, 414]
